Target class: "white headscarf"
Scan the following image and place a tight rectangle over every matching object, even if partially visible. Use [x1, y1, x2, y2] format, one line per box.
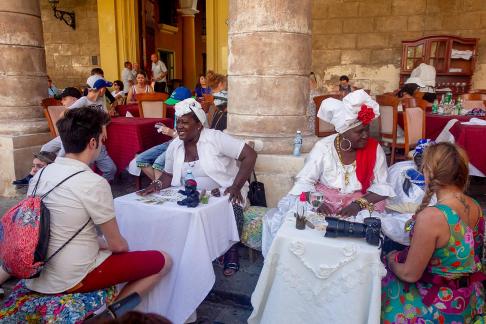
[317, 89, 380, 134]
[174, 98, 209, 128]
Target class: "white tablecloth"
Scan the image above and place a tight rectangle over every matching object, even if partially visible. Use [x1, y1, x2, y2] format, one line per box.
[249, 217, 386, 324]
[114, 192, 239, 324]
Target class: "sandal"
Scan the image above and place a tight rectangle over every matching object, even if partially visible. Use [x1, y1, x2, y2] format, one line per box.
[223, 245, 239, 277]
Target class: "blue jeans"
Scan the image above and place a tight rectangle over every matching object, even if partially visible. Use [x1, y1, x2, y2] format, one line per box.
[136, 140, 172, 171]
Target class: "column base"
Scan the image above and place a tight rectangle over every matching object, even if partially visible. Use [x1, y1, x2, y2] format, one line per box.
[254, 153, 306, 207]
[0, 132, 53, 197]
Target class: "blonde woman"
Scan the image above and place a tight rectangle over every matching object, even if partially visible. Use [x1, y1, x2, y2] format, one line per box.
[382, 142, 485, 322]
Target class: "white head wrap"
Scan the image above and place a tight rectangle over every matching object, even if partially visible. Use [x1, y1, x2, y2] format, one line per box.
[317, 89, 380, 134]
[174, 98, 209, 128]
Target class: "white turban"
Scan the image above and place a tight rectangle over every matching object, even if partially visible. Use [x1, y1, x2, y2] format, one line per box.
[317, 89, 380, 134]
[174, 98, 209, 128]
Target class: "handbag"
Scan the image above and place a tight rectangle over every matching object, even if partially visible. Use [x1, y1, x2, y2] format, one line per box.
[248, 171, 267, 207]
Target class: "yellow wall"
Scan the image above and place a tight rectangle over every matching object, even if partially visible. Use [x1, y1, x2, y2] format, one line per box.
[206, 0, 228, 74]
[97, 0, 139, 82]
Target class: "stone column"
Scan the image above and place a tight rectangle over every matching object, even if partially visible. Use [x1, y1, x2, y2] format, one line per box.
[179, 6, 199, 89]
[226, 0, 315, 206]
[0, 0, 50, 196]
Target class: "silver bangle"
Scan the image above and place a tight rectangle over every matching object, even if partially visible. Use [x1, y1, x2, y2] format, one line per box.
[151, 179, 162, 190]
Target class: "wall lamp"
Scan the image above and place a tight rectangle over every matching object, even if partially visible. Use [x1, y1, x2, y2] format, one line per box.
[48, 0, 76, 30]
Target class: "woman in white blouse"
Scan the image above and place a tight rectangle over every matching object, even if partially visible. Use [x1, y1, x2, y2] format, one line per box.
[263, 90, 395, 256]
[139, 98, 257, 276]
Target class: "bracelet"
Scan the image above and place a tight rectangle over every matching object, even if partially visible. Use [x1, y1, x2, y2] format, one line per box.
[151, 179, 162, 190]
[353, 198, 374, 214]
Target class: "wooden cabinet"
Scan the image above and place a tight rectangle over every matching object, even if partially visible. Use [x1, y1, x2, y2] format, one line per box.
[400, 35, 478, 95]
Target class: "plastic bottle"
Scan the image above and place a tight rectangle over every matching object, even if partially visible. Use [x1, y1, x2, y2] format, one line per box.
[293, 130, 303, 156]
[455, 97, 463, 115]
[432, 99, 439, 114]
[184, 169, 195, 183]
[296, 192, 308, 217]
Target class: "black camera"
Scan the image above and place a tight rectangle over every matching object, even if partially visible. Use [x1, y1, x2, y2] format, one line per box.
[324, 217, 382, 246]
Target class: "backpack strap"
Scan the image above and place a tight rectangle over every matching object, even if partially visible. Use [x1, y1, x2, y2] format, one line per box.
[32, 166, 48, 196]
[40, 170, 86, 200]
[44, 218, 91, 264]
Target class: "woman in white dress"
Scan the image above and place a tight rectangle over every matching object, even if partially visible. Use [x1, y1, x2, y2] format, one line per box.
[263, 90, 396, 256]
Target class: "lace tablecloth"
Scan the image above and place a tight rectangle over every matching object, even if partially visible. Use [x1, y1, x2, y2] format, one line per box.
[249, 217, 386, 324]
[114, 191, 239, 323]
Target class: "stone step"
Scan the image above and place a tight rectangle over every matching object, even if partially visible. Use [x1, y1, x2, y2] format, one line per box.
[0, 118, 49, 135]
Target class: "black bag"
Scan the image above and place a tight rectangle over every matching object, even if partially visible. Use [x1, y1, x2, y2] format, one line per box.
[248, 171, 267, 207]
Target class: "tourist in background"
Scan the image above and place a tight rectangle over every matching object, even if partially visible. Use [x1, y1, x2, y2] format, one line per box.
[338, 75, 353, 96]
[195, 74, 211, 98]
[127, 71, 153, 103]
[206, 71, 228, 131]
[111, 80, 125, 106]
[12, 151, 57, 187]
[121, 61, 135, 94]
[382, 142, 485, 322]
[151, 53, 168, 93]
[47, 76, 60, 98]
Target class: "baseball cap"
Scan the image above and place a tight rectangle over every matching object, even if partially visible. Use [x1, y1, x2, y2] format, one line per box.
[87, 75, 113, 90]
[165, 86, 193, 105]
[61, 87, 82, 99]
[33, 151, 57, 164]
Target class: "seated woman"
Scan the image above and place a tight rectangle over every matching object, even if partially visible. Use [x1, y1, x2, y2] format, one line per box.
[382, 142, 485, 322]
[194, 74, 211, 98]
[138, 98, 257, 277]
[111, 80, 125, 106]
[263, 90, 395, 256]
[206, 71, 228, 131]
[127, 71, 153, 103]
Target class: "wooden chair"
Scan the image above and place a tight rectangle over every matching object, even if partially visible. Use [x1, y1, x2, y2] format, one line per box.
[41, 98, 66, 137]
[313, 95, 340, 137]
[376, 95, 402, 164]
[137, 92, 169, 118]
[402, 104, 425, 159]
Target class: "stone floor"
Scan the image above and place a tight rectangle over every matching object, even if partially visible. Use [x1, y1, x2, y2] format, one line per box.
[0, 172, 485, 323]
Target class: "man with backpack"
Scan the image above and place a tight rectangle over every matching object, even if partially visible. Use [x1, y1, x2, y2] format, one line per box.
[0, 107, 171, 307]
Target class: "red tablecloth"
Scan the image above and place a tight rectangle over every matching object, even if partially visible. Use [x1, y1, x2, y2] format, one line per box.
[449, 123, 486, 175]
[425, 113, 479, 140]
[115, 103, 175, 120]
[105, 117, 174, 172]
[116, 103, 140, 117]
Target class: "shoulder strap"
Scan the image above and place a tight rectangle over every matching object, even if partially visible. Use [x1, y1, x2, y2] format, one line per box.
[32, 166, 48, 196]
[41, 170, 86, 200]
[44, 218, 91, 264]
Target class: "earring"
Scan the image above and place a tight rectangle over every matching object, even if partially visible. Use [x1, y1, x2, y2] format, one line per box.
[340, 137, 352, 151]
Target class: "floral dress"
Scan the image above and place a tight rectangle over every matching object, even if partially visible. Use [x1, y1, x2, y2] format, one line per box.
[381, 204, 485, 323]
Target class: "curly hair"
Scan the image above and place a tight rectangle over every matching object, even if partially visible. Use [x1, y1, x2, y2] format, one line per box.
[206, 70, 226, 89]
[415, 142, 469, 214]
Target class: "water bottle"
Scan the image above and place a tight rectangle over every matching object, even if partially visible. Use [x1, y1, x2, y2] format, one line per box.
[455, 97, 463, 115]
[293, 130, 303, 156]
[184, 169, 195, 183]
[432, 99, 439, 114]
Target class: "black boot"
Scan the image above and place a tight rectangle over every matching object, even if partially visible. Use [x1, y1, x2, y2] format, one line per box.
[12, 174, 33, 186]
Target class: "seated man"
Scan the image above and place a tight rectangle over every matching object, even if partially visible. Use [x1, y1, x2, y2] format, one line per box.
[262, 90, 395, 256]
[12, 151, 57, 187]
[42, 81, 118, 182]
[0, 107, 172, 311]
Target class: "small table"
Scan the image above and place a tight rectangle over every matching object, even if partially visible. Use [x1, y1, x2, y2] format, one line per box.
[425, 113, 481, 140]
[450, 122, 486, 176]
[114, 191, 239, 323]
[105, 117, 173, 172]
[249, 217, 385, 324]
